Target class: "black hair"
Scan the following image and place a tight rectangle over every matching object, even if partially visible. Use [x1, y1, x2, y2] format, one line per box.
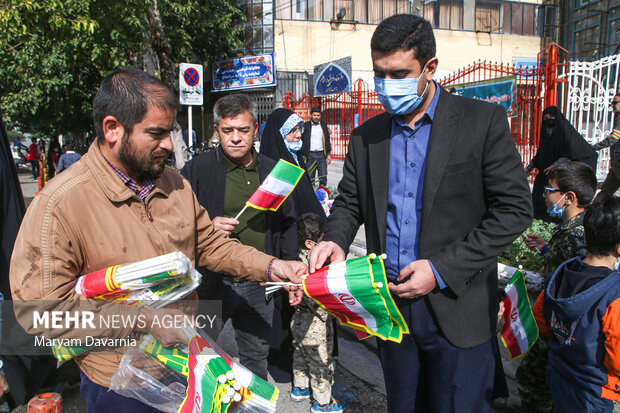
[310, 107, 321, 114]
[64, 141, 76, 150]
[546, 161, 597, 208]
[93, 68, 178, 144]
[297, 212, 325, 249]
[31, 137, 37, 143]
[370, 14, 436, 66]
[213, 94, 258, 125]
[584, 194, 620, 256]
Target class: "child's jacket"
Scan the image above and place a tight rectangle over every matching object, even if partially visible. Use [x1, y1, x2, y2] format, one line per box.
[534, 257, 620, 404]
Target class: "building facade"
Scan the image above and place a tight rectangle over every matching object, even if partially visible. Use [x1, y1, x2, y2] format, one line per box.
[233, 0, 546, 110]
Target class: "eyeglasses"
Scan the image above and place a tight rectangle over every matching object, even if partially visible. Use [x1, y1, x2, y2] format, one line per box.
[544, 186, 561, 195]
[290, 125, 304, 135]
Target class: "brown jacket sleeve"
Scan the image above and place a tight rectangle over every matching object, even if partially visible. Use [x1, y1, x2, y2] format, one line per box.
[10, 192, 140, 342]
[192, 191, 272, 282]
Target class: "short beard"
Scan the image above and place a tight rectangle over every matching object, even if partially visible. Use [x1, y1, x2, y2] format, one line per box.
[118, 132, 169, 181]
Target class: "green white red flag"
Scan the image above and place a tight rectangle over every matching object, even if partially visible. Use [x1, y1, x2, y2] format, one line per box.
[501, 269, 539, 360]
[178, 332, 278, 413]
[302, 254, 409, 342]
[246, 159, 304, 211]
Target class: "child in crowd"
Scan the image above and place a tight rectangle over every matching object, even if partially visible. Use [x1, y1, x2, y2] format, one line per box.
[534, 194, 620, 412]
[517, 160, 597, 412]
[291, 213, 344, 413]
[523, 161, 597, 275]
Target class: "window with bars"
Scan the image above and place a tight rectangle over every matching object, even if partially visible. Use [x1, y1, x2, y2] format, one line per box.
[240, 0, 275, 55]
[475, 0, 501, 32]
[274, 0, 413, 24]
[501, 1, 538, 35]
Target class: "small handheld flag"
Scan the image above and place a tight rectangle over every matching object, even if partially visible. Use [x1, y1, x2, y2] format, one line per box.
[501, 269, 539, 360]
[234, 159, 304, 220]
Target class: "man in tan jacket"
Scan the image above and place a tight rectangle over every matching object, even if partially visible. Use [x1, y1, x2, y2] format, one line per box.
[9, 68, 304, 412]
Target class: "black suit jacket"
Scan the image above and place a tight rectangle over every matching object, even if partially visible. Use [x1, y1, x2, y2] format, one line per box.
[301, 120, 331, 158]
[324, 88, 533, 348]
[180, 147, 299, 296]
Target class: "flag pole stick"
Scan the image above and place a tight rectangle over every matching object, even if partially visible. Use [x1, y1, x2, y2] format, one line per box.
[233, 205, 248, 221]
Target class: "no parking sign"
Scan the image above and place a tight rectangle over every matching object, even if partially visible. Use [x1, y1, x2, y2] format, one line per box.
[179, 63, 203, 105]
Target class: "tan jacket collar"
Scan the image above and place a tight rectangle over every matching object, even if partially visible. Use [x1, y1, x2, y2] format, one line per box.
[83, 140, 173, 203]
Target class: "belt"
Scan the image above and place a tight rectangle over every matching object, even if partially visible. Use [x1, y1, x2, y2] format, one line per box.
[310, 150, 324, 154]
[227, 276, 247, 283]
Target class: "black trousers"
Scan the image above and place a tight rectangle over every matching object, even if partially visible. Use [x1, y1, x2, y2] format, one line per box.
[377, 298, 494, 413]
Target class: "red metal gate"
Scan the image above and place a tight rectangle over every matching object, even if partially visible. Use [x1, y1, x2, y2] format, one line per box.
[283, 43, 567, 166]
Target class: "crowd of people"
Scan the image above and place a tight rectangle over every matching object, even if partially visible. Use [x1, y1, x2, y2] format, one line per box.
[1, 12, 620, 413]
[13, 136, 82, 180]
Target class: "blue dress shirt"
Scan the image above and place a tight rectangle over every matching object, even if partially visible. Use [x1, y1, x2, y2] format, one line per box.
[385, 83, 446, 289]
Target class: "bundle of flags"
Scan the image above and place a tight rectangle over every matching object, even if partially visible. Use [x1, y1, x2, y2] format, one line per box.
[52, 252, 201, 362]
[140, 327, 278, 413]
[74, 251, 200, 306]
[303, 253, 409, 342]
[500, 268, 539, 360]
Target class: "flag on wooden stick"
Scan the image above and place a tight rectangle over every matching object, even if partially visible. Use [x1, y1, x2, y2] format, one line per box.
[302, 254, 409, 342]
[501, 269, 539, 360]
[234, 159, 305, 221]
[246, 159, 304, 211]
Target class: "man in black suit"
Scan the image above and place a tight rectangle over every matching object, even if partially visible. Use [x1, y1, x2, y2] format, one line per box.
[300, 107, 331, 186]
[180, 94, 299, 380]
[309, 14, 532, 413]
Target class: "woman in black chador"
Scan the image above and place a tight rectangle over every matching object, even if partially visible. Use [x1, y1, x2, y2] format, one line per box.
[259, 108, 326, 382]
[526, 106, 597, 221]
[260, 108, 325, 218]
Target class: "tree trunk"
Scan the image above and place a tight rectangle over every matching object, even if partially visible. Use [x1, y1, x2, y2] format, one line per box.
[146, 0, 176, 89]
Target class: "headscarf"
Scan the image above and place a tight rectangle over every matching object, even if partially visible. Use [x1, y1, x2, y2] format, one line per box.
[260, 108, 304, 166]
[531, 106, 597, 171]
[260, 108, 325, 217]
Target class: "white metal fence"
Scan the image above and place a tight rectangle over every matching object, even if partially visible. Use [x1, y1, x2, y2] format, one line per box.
[563, 53, 620, 180]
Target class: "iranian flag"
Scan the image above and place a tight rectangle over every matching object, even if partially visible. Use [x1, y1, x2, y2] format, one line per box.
[501, 269, 539, 360]
[246, 159, 304, 211]
[303, 254, 409, 342]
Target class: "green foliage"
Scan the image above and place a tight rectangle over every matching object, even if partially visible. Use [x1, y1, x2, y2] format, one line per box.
[0, 0, 242, 140]
[158, 0, 242, 66]
[7, 129, 24, 141]
[499, 219, 555, 274]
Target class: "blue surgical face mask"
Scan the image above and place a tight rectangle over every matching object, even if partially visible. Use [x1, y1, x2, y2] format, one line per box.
[547, 193, 567, 219]
[374, 68, 429, 115]
[285, 140, 302, 153]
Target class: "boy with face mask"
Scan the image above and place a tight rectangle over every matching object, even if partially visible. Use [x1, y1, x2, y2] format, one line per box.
[533, 194, 620, 412]
[518, 160, 597, 412]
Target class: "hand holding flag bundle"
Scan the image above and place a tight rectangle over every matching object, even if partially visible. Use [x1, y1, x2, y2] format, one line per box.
[52, 252, 201, 362]
[303, 253, 409, 342]
[500, 268, 539, 360]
